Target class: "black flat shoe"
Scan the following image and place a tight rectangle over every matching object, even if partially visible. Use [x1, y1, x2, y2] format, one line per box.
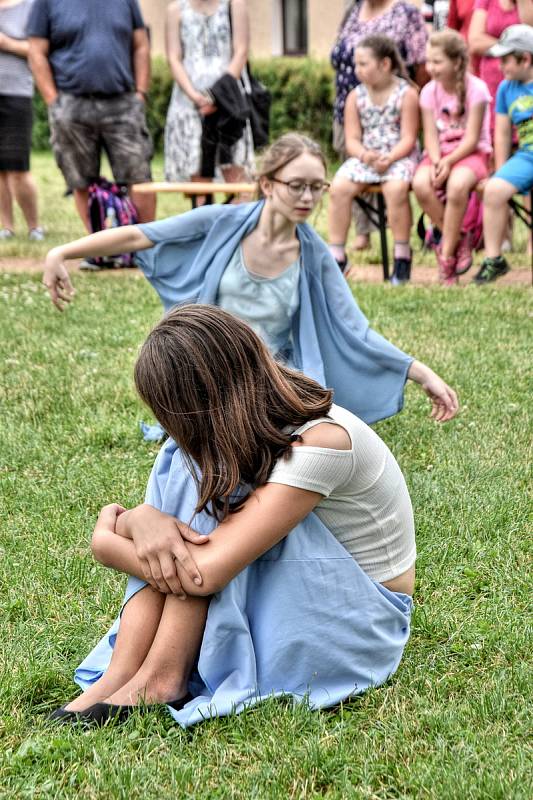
[167, 692, 193, 712]
[78, 702, 135, 725]
[48, 705, 91, 725]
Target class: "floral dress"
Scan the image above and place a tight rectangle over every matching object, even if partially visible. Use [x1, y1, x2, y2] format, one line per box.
[164, 0, 254, 181]
[330, 1, 427, 125]
[336, 79, 419, 184]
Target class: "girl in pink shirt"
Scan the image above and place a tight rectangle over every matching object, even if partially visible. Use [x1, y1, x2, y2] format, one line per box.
[413, 30, 492, 284]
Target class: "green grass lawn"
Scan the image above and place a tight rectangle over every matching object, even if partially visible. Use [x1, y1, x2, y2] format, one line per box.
[0, 153, 532, 799]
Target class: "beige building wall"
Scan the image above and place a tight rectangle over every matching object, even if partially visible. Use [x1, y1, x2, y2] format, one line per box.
[140, 0, 352, 60]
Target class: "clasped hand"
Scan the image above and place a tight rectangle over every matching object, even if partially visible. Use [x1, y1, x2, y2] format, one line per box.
[109, 503, 208, 597]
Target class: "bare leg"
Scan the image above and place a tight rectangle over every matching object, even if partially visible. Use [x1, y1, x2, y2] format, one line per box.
[412, 166, 445, 230]
[328, 178, 366, 247]
[381, 180, 412, 242]
[441, 167, 478, 258]
[105, 593, 209, 706]
[483, 177, 517, 258]
[0, 172, 14, 231]
[73, 188, 91, 232]
[130, 187, 156, 223]
[65, 586, 165, 711]
[7, 171, 39, 231]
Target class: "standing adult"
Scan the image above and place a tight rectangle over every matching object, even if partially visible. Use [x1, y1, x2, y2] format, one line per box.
[0, 0, 44, 241]
[469, 0, 533, 130]
[27, 0, 155, 231]
[164, 0, 254, 183]
[330, 0, 428, 251]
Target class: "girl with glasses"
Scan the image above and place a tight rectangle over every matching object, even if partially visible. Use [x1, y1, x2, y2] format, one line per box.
[43, 132, 456, 426]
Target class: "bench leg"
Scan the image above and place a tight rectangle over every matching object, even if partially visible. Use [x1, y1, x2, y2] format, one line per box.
[376, 192, 389, 281]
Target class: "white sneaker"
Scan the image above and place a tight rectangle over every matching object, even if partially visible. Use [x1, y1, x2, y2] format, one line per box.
[0, 228, 15, 240]
[28, 227, 45, 241]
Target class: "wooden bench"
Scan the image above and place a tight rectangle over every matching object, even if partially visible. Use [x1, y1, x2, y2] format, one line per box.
[132, 181, 257, 209]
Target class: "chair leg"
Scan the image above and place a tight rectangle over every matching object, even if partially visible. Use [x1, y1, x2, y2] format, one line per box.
[376, 192, 389, 281]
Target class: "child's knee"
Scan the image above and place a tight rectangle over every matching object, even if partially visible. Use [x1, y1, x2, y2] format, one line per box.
[483, 178, 514, 208]
[330, 178, 357, 202]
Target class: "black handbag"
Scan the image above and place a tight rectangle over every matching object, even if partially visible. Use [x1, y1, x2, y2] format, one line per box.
[228, 1, 271, 148]
[241, 65, 271, 149]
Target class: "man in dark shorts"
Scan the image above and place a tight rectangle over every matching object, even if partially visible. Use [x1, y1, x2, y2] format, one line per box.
[0, 0, 44, 241]
[27, 0, 155, 230]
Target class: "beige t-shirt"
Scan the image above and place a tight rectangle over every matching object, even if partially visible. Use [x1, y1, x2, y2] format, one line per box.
[267, 404, 416, 583]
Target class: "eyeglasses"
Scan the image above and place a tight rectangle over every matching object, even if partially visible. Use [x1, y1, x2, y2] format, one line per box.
[270, 178, 330, 198]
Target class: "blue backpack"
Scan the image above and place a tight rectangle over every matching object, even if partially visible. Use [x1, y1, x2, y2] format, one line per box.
[88, 178, 138, 267]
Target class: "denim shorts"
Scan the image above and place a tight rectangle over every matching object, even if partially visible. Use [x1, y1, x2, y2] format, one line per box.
[494, 149, 533, 195]
[48, 92, 153, 189]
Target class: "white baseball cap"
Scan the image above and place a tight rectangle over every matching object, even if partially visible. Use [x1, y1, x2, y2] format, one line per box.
[487, 24, 533, 58]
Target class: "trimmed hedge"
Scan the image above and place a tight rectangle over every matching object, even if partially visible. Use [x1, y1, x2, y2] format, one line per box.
[32, 56, 336, 156]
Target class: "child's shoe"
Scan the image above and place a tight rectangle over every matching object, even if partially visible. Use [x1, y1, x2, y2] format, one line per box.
[28, 226, 45, 241]
[0, 228, 14, 240]
[455, 232, 473, 275]
[391, 256, 412, 285]
[436, 247, 458, 286]
[473, 255, 510, 284]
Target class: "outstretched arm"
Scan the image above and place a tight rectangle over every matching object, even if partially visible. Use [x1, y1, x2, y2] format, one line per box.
[43, 226, 154, 310]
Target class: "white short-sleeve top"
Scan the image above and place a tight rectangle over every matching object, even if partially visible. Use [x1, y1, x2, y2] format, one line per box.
[267, 404, 416, 583]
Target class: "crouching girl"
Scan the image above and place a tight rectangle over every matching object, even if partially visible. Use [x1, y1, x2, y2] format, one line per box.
[51, 305, 415, 727]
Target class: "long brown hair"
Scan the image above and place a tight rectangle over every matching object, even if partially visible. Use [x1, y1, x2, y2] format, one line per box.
[134, 304, 333, 521]
[429, 29, 469, 116]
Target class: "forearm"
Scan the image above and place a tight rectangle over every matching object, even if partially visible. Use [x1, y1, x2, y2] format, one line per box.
[50, 226, 152, 260]
[1, 36, 29, 58]
[423, 122, 441, 164]
[226, 46, 247, 80]
[387, 135, 417, 163]
[168, 57, 198, 100]
[28, 50, 57, 104]
[494, 136, 511, 171]
[345, 136, 366, 159]
[442, 136, 478, 166]
[91, 526, 147, 581]
[133, 40, 150, 95]
[469, 31, 496, 56]
[408, 359, 435, 385]
[517, 0, 533, 25]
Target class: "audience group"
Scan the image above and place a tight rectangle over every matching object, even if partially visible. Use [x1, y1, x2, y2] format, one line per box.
[0, 0, 532, 286]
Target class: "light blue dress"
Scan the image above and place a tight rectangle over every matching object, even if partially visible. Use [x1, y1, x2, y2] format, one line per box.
[74, 201, 415, 727]
[216, 245, 300, 358]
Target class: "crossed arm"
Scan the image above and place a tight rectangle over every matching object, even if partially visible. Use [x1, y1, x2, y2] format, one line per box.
[91, 482, 323, 597]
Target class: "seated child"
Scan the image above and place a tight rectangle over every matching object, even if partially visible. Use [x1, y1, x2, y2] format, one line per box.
[476, 25, 533, 284]
[412, 30, 492, 285]
[328, 35, 420, 285]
